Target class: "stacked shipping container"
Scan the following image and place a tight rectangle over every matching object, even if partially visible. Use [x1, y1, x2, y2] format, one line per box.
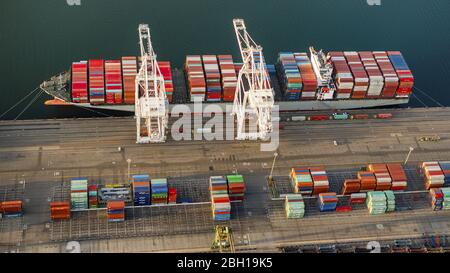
[285, 194, 305, 219]
[359, 52, 384, 98]
[158, 61, 174, 102]
[430, 188, 450, 210]
[107, 201, 125, 222]
[168, 188, 177, 204]
[218, 55, 237, 102]
[209, 176, 231, 221]
[151, 178, 168, 205]
[105, 60, 123, 104]
[88, 185, 98, 208]
[50, 201, 70, 220]
[226, 175, 245, 201]
[366, 191, 387, 215]
[309, 167, 330, 195]
[328, 52, 353, 99]
[388, 51, 414, 98]
[294, 53, 318, 99]
[70, 178, 88, 210]
[132, 175, 151, 206]
[277, 52, 302, 100]
[88, 60, 105, 104]
[290, 168, 313, 195]
[342, 179, 361, 195]
[373, 51, 399, 98]
[121, 56, 138, 104]
[387, 163, 408, 191]
[421, 162, 445, 189]
[368, 164, 392, 191]
[71, 61, 88, 103]
[202, 55, 222, 102]
[344, 52, 369, 99]
[350, 193, 367, 204]
[318, 192, 338, 212]
[1, 201, 23, 217]
[439, 161, 450, 187]
[357, 171, 377, 192]
[185, 55, 206, 102]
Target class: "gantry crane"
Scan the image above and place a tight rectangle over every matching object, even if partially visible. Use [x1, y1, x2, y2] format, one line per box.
[135, 24, 168, 143]
[211, 225, 235, 253]
[232, 19, 274, 140]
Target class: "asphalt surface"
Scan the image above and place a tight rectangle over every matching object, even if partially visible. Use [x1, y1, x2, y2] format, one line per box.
[1, 107, 450, 252]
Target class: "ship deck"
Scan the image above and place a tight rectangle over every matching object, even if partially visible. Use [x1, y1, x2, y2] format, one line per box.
[40, 68, 410, 113]
[1, 107, 450, 252]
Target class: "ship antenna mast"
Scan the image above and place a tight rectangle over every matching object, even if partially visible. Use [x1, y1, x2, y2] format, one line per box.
[232, 19, 274, 140]
[135, 24, 168, 143]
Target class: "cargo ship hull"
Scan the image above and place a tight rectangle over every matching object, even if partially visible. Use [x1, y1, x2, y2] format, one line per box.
[58, 98, 408, 113]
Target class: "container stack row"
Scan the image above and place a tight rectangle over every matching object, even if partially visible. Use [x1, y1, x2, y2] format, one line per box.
[368, 164, 392, 191]
[105, 60, 123, 104]
[290, 168, 313, 195]
[88, 60, 105, 104]
[328, 52, 353, 99]
[209, 176, 231, 221]
[158, 61, 174, 103]
[50, 201, 70, 220]
[421, 162, 445, 189]
[88, 185, 98, 209]
[276, 52, 302, 101]
[226, 175, 245, 201]
[373, 51, 399, 98]
[387, 51, 414, 98]
[1, 201, 23, 218]
[285, 194, 305, 219]
[132, 175, 151, 206]
[186, 55, 206, 102]
[107, 201, 125, 222]
[293, 53, 318, 99]
[366, 190, 395, 215]
[387, 163, 408, 191]
[318, 192, 338, 212]
[71, 61, 88, 103]
[429, 188, 450, 210]
[359, 52, 384, 98]
[344, 51, 369, 99]
[217, 55, 237, 102]
[202, 55, 222, 102]
[70, 178, 88, 210]
[151, 178, 168, 205]
[342, 163, 408, 195]
[121, 56, 138, 104]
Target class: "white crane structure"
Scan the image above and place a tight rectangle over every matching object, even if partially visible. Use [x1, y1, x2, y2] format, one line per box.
[309, 46, 335, 100]
[232, 19, 274, 140]
[135, 24, 168, 143]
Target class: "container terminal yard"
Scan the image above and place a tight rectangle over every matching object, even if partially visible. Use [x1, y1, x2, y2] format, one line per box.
[1, 107, 450, 253]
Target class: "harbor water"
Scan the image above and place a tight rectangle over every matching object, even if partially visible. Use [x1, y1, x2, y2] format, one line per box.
[0, 0, 449, 119]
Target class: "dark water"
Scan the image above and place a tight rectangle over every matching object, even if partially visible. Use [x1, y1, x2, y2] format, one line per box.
[0, 0, 449, 120]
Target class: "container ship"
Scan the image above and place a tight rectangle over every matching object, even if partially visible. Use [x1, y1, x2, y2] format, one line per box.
[40, 48, 414, 112]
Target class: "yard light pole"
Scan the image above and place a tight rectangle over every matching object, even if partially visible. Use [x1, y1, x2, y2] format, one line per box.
[127, 158, 132, 181]
[404, 147, 414, 165]
[269, 152, 279, 182]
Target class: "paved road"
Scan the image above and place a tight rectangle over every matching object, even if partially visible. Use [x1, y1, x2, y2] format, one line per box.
[1, 107, 450, 252]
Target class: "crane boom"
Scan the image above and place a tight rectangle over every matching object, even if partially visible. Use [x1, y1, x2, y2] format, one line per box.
[135, 24, 168, 143]
[232, 19, 274, 140]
